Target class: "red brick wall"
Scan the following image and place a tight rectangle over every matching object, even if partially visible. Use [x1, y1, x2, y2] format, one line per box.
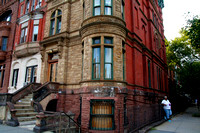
[56, 87, 164, 133]
[0, 0, 19, 93]
[124, 0, 168, 94]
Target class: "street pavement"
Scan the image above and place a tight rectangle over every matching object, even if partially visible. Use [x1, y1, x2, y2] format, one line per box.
[148, 106, 200, 133]
[0, 106, 199, 133]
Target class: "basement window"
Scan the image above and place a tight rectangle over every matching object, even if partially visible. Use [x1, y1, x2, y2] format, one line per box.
[90, 99, 115, 130]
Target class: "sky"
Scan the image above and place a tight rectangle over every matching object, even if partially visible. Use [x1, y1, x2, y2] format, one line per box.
[162, 0, 200, 41]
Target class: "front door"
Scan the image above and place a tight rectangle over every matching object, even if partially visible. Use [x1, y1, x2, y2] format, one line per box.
[49, 62, 58, 82]
[48, 53, 59, 82]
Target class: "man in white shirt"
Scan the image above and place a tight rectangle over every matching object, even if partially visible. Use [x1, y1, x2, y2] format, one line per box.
[161, 96, 172, 121]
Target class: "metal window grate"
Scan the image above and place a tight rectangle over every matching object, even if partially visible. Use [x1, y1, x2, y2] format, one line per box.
[90, 99, 115, 130]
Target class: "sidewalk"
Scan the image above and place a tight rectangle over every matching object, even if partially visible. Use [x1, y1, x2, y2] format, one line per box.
[0, 124, 34, 133]
[148, 106, 200, 133]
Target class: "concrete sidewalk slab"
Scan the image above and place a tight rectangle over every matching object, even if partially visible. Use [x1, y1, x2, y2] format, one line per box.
[148, 107, 200, 133]
[0, 125, 34, 133]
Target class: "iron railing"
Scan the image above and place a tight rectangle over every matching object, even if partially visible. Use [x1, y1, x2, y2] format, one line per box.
[34, 111, 81, 133]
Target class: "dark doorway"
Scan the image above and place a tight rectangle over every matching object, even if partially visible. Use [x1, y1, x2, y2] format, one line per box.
[46, 99, 57, 112]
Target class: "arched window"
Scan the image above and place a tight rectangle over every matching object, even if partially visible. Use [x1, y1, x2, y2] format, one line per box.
[50, 9, 62, 36]
[0, 10, 12, 22]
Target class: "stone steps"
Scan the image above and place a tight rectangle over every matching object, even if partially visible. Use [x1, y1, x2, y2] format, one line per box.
[16, 112, 38, 117]
[14, 93, 37, 130]
[18, 116, 36, 122]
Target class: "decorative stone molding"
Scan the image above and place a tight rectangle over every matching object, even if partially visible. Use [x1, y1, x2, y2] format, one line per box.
[80, 15, 127, 39]
[14, 42, 40, 58]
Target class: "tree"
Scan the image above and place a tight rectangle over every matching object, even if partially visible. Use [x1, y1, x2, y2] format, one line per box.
[185, 16, 200, 50]
[179, 62, 200, 98]
[166, 30, 195, 71]
[166, 29, 200, 99]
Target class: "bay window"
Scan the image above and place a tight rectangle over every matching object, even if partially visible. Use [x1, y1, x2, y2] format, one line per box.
[92, 36, 113, 80]
[104, 0, 112, 15]
[92, 37, 101, 79]
[93, 0, 113, 16]
[93, 0, 101, 16]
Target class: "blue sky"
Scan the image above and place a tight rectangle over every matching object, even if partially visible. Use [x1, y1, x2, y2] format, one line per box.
[162, 0, 200, 40]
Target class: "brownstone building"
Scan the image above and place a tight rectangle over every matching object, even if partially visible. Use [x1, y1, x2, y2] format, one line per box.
[0, 0, 168, 132]
[37, 0, 167, 132]
[0, 0, 19, 93]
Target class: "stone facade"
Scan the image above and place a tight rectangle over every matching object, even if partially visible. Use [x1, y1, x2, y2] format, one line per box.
[0, 0, 168, 132]
[40, 0, 168, 132]
[8, 0, 47, 92]
[0, 0, 19, 93]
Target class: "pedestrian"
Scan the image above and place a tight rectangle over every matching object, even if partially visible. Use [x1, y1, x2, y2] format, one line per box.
[161, 96, 172, 121]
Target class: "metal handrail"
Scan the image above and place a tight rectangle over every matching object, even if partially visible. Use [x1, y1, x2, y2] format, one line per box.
[61, 111, 81, 133]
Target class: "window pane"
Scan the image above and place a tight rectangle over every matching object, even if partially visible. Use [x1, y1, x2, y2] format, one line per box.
[93, 37, 100, 44]
[104, 37, 113, 44]
[93, 48, 100, 63]
[56, 17, 61, 33]
[20, 29, 25, 43]
[50, 64, 54, 82]
[26, 67, 31, 83]
[90, 101, 114, 130]
[105, 0, 111, 6]
[93, 64, 100, 79]
[33, 66, 37, 82]
[31, 0, 35, 11]
[33, 25, 38, 41]
[94, 0, 100, 6]
[20, 5, 24, 15]
[26, 0, 29, 13]
[55, 63, 58, 82]
[105, 47, 112, 62]
[12, 69, 19, 86]
[2, 37, 8, 51]
[50, 19, 55, 35]
[94, 7, 100, 16]
[39, 0, 42, 6]
[25, 28, 28, 42]
[105, 7, 112, 15]
[1, 69, 4, 87]
[105, 64, 111, 79]
[57, 10, 62, 15]
[51, 12, 55, 18]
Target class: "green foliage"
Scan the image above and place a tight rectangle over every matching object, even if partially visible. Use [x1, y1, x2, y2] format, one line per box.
[166, 21, 200, 98]
[185, 16, 200, 50]
[166, 30, 195, 71]
[178, 62, 200, 97]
